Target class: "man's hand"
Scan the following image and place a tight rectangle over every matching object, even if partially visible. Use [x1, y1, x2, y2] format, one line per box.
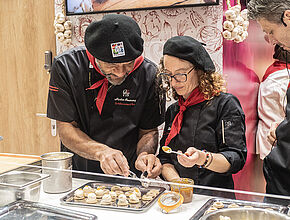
[135, 152, 162, 178]
[267, 121, 280, 146]
[56, 121, 130, 176]
[177, 147, 205, 168]
[96, 146, 130, 177]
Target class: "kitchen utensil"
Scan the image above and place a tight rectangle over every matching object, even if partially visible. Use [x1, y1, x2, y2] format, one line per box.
[190, 198, 289, 220]
[200, 207, 290, 220]
[41, 152, 73, 194]
[128, 170, 150, 188]
[60, 181, 166, 212]
[158, 191, 184, 213]
[128, 170, 151, 188]
[0, 171, 49, 206]
[0, 200, 97, 219]
[140, 171, 150, 188]
[128, 170, 137, 179]
[162, 146, 183, 156]
[170, 178, 194, 203]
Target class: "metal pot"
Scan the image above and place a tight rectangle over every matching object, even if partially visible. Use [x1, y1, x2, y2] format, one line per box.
[41, 152, 73, 194]
[0, 171, 49, 206]
[200, 207, 290, 220]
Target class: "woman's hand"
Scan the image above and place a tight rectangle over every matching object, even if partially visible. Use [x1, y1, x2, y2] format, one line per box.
[177, 147, 206, 168]
[177, 147, 231, 173]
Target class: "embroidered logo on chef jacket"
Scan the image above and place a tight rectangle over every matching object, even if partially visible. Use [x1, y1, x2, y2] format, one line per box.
[123, 89, 130, 97]
[114, 97, 136, 106]
[111, 42, 125, 58]
[224, 120, 233, 128]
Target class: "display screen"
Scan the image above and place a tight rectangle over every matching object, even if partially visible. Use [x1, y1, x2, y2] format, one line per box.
[65, 0, 219, 15]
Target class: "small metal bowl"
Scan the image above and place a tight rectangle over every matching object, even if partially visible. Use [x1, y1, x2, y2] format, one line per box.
[200, 207, 290, 220]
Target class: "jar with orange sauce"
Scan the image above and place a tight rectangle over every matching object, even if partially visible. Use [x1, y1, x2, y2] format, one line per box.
[170, 178, 194, 203]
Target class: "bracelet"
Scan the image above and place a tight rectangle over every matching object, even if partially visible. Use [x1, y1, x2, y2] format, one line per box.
[205, 152, 213, 168]
[199, 150, 210, 168]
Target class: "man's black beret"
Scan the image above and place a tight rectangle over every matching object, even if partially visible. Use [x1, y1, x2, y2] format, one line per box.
[85, 14, 144, 63]
[163, 36, 215, 73]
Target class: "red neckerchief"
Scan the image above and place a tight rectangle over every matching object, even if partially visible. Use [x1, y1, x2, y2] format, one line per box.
[262, 60, 290, 89]
[165, 87, 206, 146]
[86, 50, 144, 114]
[262, 61, 287, 82]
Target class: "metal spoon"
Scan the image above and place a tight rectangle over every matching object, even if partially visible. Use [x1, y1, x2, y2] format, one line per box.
[162, 146, 183, 156]
[129, 170, 150, 188]
[140, 171, 150, 188]
[128, 170, 137, 179]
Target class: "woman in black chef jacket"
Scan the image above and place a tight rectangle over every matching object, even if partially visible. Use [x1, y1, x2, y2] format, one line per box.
[158, 36, 247, 195]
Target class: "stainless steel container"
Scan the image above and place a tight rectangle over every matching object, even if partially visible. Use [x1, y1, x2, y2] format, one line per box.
[41, 152, 73, 194]
[200, 207, 290, 220]
[0, 200, 98, 219]
[0, 171, 49, 206]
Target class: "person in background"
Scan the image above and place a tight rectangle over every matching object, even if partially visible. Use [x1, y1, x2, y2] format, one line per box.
[248, 0, 290, 51]
[256, 45, 290, 160]
[248, 0, 290, 201]
[158, 36, 247, 194]
[47, 14, 165, 178]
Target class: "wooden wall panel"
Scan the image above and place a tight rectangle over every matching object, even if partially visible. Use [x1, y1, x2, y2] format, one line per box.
[0, 0, 59, 156]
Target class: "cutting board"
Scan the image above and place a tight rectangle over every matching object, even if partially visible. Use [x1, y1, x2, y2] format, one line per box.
[0, 153, 41, 173]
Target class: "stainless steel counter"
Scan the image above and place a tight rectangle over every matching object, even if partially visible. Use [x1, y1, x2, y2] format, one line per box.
[38, 178, 211, 220]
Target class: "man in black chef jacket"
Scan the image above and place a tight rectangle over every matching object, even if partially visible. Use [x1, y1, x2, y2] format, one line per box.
[47, 14, 165, 178]
[248, 0, 290, 203]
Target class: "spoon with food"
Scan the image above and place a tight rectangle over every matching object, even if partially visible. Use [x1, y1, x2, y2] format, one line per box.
[162, 146, 183, 156]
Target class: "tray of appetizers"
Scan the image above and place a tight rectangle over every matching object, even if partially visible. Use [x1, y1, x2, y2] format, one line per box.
[189, 198, 289, 220]
[60, 181, 166, 212]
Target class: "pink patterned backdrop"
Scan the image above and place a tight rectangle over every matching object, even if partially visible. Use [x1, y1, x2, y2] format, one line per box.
[55, 0, 223, 71]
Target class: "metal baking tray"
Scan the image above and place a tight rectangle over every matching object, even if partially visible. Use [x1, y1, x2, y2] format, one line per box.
[190, 198, 289, 220]
[0, 200, 97, 219]
[60, 181, 166, 212]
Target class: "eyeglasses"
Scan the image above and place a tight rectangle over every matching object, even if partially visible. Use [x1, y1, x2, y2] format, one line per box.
[160, 66, 195, 82]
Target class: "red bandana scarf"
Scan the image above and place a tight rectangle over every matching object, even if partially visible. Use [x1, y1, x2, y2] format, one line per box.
[262, 61, 290, 89]
[165, 87, 206, 146]
[86, 50, 144, 114]
[262, 61, 287, 82]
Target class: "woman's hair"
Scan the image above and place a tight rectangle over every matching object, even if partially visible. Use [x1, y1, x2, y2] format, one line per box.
[247, 0, 290, 24]
[157, 56, 226, 101]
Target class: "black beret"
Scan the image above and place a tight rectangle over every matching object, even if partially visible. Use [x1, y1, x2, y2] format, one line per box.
[163, 36, 215, 73]
[85, 14, 144, 63]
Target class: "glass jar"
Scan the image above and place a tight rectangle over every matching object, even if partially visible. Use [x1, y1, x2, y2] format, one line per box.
[170, 178, 194, 203]
[158, 192, 184, 213]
